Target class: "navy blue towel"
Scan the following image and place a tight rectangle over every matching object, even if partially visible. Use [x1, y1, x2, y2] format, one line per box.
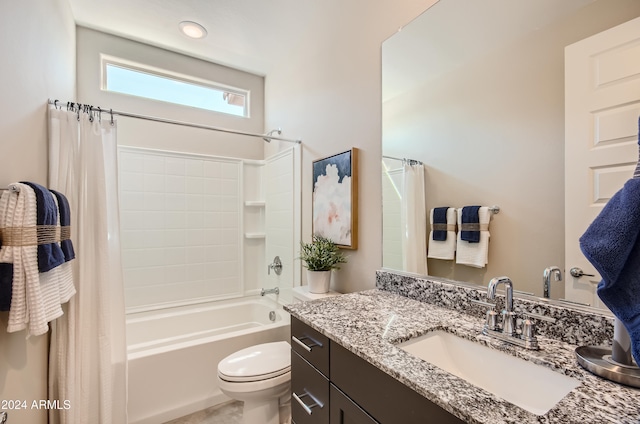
[50, 190, 75, 262]
[0, 262, 12, 311]
[579, 178, 640, 365]
[21, 182, 66, 273]
[432, 207, 450, 241]
[460, 206, 481, 243]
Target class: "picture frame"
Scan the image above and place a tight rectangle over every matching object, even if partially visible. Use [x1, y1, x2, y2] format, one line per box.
[312, 148, 358, 250]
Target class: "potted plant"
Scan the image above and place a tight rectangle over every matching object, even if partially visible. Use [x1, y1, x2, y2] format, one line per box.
[299, 235, 347, 293]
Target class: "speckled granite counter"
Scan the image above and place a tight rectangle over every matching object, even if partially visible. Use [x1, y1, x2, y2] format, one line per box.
[285, 288, 640, 423]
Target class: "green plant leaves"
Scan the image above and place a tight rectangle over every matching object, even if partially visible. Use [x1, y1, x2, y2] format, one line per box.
[299, 235, 348, 271]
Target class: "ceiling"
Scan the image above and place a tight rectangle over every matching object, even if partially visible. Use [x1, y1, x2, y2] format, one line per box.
[67, 0, 318, 76]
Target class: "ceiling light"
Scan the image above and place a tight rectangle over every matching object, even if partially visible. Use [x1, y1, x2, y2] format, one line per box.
[179, 21, 207, 39]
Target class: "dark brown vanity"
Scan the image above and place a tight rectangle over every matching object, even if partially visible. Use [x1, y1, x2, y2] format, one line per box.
[290, 317, 464, 424]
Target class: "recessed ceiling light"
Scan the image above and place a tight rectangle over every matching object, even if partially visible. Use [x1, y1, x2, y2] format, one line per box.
[179, 21, 207, 39]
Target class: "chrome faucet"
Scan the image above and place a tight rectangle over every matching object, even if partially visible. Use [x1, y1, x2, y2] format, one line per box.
[481, 276, 544, 350]
[487, 276, 515, 336]
[261, 287, 280, 296]
[542, 266, 562, 298]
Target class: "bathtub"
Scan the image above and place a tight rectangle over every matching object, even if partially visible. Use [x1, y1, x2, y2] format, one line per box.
[127, 296, 291, 424]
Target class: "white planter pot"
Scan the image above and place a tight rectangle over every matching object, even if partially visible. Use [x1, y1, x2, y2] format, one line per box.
[307, 270, 331, 294]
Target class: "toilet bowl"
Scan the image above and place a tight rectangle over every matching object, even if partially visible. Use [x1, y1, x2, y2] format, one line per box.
[217, 341, 291, 424]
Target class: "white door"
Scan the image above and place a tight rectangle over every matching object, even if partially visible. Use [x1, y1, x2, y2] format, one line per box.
[565, 16, 640, 308]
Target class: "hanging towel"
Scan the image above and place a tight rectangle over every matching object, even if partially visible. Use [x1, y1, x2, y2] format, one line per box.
[0, 190, 15, 311]
[579, 178, 640, 365]
[428, 207, 457, 260]
[21, 181, 66, 272]
[460, 205, 481, 243]
[456, 206, 491, 268]
[47, 190, 76, 305]
[0, 183, 49, 336]
[432, 207, 450, 241]
[0, 262, 11, 311]
[50, 190, 75, 262]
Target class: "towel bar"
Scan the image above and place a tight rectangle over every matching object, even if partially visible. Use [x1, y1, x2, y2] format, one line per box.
[0, 185, 20, 193]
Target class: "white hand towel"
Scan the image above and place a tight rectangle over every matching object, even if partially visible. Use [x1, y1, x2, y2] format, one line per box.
[427, 207, 457, 260]
[455, 206, 491, 268]
[0, 183, 49, 336]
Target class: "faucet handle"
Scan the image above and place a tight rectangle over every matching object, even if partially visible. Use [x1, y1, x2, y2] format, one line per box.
[485, 308, 499, 331]
[521, 318, 536, 341]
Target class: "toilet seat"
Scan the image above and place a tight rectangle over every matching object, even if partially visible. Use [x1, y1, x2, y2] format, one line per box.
[218, 341, 291, 383]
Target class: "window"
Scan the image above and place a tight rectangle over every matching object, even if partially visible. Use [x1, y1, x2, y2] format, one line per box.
[102, 56, 249, 117]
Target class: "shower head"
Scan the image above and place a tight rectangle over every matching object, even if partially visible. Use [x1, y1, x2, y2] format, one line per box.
[262, 128, 282, 143]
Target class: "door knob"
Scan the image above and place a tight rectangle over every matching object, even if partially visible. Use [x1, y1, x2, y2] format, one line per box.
[569, 267, 595, 278]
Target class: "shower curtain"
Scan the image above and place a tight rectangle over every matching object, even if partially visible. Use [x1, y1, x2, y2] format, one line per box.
[401, 162, 428, 274]
[47, 107, 127, 423]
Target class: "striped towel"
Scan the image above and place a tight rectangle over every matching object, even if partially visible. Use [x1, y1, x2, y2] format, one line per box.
[0, 183, 49, 336]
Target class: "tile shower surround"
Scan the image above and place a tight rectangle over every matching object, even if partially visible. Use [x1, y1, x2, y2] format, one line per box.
[119, 148, 242, 308]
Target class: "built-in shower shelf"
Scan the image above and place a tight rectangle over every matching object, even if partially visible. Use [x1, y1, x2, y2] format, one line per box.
[244, 200, 266, 207]
[244, 232, 266, 239]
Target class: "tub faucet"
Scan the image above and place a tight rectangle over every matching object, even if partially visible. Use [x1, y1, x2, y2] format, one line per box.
[268, 256, 283, 276]
[487, 276, 515, 336]
[543, 266, 562, 298]
[261, 287, 279, 296]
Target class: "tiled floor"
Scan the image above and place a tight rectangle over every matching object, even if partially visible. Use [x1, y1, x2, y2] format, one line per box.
[164, 401, 243, 424]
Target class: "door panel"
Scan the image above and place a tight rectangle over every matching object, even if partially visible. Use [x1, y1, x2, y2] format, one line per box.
[565, 16, 640, 307]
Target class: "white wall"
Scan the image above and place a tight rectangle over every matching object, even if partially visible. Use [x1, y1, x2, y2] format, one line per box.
[0, 0, 76, 422]
[264, 0, 437, 293]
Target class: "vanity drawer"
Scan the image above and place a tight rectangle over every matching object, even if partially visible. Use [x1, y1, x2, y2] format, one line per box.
[292, 350, 330, 424]
[292, 317, 330, 375]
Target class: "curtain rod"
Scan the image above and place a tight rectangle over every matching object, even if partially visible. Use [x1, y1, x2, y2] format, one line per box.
[47, 99, 302, 144]
[382, 155, 423, 165]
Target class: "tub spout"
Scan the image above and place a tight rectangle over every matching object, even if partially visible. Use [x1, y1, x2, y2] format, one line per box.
[261, 287, 279, 296]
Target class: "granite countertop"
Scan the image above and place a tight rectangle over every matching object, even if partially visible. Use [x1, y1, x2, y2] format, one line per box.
[285, 289, 640, 424]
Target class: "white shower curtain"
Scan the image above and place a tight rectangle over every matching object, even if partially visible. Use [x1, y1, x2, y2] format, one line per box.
[401, 163, 428, 274]
[47, 107, 127, 423]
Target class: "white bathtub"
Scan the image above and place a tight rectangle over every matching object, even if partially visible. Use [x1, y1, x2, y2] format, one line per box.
[126, 297, 291, 424]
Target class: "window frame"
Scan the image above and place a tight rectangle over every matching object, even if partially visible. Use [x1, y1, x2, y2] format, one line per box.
[100, 54, 250, 118]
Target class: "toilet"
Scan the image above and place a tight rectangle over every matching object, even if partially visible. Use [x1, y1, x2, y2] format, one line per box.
[217, 341, 291, 424]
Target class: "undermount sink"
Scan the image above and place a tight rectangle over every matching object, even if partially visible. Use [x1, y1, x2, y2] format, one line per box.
[397, 330, 580, 415]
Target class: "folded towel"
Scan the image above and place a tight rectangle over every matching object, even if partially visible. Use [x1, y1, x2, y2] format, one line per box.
[579, 178, 640, 365]
[456, 206, 491, 268]
[428, 207, 457, 260]
[21, 181, 65, 272]
[50, 190, 75, 262]
[432, 207, 450, 241]
[460, 205, 481, 243]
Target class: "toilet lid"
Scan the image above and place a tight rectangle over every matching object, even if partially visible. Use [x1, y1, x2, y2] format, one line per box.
[218, 341, 291, 382]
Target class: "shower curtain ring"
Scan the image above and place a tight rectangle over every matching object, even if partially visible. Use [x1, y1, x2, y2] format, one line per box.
[110, 109, 114, 126]
[97, 106, 102, 123]
[54, 99, 59, 109]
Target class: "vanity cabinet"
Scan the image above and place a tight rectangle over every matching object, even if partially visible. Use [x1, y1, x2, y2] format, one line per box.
[291, 317, 465, 424]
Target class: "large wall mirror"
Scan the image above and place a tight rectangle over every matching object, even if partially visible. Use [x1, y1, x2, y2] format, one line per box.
[381, 0, 640, 304]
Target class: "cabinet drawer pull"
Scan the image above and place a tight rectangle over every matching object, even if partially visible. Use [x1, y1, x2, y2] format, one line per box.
[293, 391, 323, 415]
[292, 335, 322, 352]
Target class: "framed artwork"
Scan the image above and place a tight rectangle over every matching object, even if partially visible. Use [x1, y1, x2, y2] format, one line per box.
[312, 148, 358, 249]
